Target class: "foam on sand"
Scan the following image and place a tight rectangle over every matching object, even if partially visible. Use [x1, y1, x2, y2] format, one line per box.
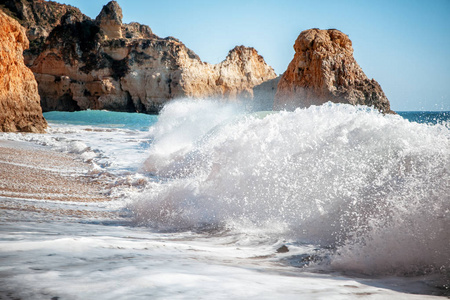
[0, 140, 109, 202]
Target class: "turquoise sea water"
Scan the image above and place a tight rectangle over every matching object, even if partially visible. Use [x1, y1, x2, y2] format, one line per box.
[43, 110, 158, 131]
[43, 109, 450, 131]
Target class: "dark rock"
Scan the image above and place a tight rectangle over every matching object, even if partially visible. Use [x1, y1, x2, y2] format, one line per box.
[276, 245, 289, 253]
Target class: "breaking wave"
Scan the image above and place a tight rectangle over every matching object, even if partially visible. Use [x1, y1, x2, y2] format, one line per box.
[130, 100, 450, 278]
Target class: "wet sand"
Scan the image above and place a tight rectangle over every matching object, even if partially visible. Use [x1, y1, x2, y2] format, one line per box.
[0, 140, 110, 203]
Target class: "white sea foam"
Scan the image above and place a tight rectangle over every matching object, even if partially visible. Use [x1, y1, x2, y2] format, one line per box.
[1, 221, 438, 300]
[1, 103, 449, 298]
[142, 99, 245, 174]
[131, 100, 450, 279]
[0, 124, 151, 175]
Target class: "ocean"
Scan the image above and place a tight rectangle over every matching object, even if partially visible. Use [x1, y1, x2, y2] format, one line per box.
[0, 101, 449, 299]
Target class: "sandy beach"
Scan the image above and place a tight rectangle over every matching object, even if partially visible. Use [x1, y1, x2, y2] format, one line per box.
[0, 139, 117, 223]
[0, 140, 109, 202]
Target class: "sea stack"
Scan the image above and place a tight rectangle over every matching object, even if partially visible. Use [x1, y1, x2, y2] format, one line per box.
[0, 10, 47, 133]
[274, 29, 393, 113]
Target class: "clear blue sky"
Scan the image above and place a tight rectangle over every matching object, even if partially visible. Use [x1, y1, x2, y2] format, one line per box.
[57, 0, 450, 111]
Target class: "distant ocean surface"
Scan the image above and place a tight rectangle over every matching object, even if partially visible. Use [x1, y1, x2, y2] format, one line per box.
[397, 111, 450, 125]
[0, 103, 448, 299]
[43, 109, 159, 131]
[43, 109, 450, 129]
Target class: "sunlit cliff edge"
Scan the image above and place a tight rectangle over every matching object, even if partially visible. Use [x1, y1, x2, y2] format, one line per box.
[274, 28, 393, 114]
[0, 9, 47, 132]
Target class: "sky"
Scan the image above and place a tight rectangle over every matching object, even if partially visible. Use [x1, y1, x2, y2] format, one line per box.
[56, 0, 450, 111]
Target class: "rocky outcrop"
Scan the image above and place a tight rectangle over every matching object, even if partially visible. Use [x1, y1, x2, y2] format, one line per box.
[3, 0, 276, 113]
[0, 10, 47, 132]
[95, 0, 122, 39]
[122, 22, 153, 39]
[178, 45, 277, 101]
[0, 0, 86, 66]
[274, 29, 393, 113]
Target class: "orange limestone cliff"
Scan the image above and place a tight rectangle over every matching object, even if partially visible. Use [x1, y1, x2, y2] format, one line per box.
[3, 1, 276, 113]
[274, 29, 393, 113]
[0, 10, 47, 133]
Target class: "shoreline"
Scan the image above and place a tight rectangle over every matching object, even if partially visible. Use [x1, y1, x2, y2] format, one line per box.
[0, 139, 115, 222]
[0, 140, 110, 203]
[0, 121, 448, 299]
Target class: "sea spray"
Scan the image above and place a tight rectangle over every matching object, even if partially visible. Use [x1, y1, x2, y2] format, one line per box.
[142, 100, 245, 175]
[130, 100, 449, 278]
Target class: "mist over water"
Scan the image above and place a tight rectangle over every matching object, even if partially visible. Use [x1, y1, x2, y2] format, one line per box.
[129, 100, 450, 281]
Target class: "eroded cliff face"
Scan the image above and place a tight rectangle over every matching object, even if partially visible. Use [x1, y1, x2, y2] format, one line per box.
[274, 29, 393, 113]
[178, 46, 277, 100]
[0, 0, 86, 66]
[0, 10, 47, 132]
[3, 0, 276, 113]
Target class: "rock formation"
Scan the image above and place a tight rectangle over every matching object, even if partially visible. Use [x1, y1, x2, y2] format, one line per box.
[274, 29, 393, 113]
[0, 10, 47, 132]
[2, 0, 276, 113]
[0, 0, 87, 66]
[95, 0, 122, 39]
